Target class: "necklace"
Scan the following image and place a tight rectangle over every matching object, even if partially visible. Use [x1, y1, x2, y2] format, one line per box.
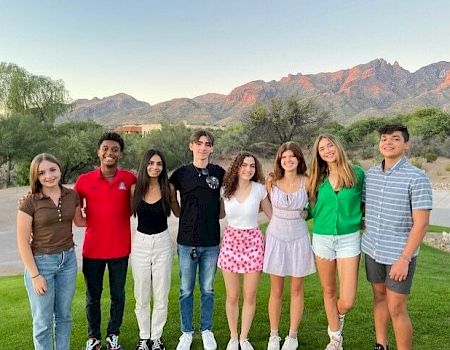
[192, 164, 208, 177]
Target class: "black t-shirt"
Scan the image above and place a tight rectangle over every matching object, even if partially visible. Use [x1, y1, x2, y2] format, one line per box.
[169, 163, 225, 246]
[136, 199, 168, 235]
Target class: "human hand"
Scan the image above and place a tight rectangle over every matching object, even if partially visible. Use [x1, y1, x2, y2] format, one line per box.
[17, 193, 29, 209]
[389, 258, 409, 282]
[32, 274, 48, 295]
[300, 209, 308, 220]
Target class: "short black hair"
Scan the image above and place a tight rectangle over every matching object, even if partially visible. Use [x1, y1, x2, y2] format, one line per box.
[98, 132, 125, 151]
[378, 124, 409, 142]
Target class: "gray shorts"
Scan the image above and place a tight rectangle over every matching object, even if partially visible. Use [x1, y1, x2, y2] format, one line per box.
[365, 254, 416, 295]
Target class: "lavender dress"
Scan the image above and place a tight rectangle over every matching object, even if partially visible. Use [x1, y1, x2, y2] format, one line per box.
[263, 184, 316, 277]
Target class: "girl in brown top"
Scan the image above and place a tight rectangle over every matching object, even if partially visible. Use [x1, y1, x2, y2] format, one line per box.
[17, 153, 85, 350]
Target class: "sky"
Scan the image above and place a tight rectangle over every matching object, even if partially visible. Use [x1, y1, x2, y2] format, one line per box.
[1, 0, 450, 105]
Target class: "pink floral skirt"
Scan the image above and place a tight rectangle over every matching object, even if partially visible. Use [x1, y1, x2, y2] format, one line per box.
[218, 226, 264, 273]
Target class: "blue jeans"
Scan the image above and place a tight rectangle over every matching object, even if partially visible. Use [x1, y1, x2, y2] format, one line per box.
[24, 247, 77, 350]
[177, 244, 219, 333]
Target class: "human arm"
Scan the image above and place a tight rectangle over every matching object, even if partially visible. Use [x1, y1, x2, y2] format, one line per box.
[73, 205, 86, 227]
[16, 210, 48, 295]
[219, 197, 226, 219]
[260, 196, 272, 219]
[388, 209, 430, 281]
[169, 183, 180, 217]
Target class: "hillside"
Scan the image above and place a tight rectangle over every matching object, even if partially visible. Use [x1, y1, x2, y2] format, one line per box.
[58, 59, 450, 126]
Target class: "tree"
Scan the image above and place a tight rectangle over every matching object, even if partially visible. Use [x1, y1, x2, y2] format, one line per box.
[244, 97, 330, 146]
[0, 63, 73, 126]
[215, 125, 250, 157]
[0, 114, 48, 187]
[49, 121, 104, 183]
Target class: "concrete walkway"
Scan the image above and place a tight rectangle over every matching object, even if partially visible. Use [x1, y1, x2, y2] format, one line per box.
[1, 186, 448, 276]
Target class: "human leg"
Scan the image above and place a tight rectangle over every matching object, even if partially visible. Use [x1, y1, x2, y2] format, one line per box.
[268, 274, 284, 332]
[177, 244, 197, 333]
[240, 272, 260, 340]
[149, 230, 173, 340]
[131, 231, 153, 340]
[25, 254, 57, 350]
[54, 248, 77, 350]
[222, 270, 241, 339]
[83, 258, 107, 340]
[386, 290, 411, 350]
[288, 276, 304, 333]
[198, 245, 219, 332]
[106, 256, 129, 336]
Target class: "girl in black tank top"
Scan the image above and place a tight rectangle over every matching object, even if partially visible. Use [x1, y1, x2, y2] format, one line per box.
[130, 149, 172, 349]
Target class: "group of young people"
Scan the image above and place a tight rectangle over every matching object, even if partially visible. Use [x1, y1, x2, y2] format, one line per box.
[17, 124, 432, 350]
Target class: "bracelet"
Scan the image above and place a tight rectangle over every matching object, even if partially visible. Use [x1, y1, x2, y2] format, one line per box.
[31, 273, 40, 279]
[400, 254, 411, 262]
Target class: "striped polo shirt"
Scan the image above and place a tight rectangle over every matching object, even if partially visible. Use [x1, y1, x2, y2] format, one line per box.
[361, 157, 432, 265]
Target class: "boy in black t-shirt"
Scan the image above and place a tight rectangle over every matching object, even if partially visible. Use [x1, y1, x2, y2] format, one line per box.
[170, 130, 225, 350]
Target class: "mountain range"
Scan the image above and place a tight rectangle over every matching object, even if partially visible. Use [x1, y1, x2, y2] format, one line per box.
[58, 58, 450, 126]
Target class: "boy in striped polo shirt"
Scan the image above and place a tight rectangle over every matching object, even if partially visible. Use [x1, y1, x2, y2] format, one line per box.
[362, 124, 432, 350]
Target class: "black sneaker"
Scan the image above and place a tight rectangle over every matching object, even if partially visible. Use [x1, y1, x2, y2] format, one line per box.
[374, 344, 389, 350]
[136, 338, 151, 350]
[86, 338, 101, 350]
[152, 338, 166, 350]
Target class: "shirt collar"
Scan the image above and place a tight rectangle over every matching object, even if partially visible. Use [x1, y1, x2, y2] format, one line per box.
[379, 156, 407, 174]
[35, 185, 69, 199]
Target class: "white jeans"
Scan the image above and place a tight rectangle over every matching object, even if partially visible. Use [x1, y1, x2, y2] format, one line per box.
[131, 229, 173, 340]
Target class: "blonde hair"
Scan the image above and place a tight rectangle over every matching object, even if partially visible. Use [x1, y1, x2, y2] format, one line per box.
[29, 153, 62, 193]
[308, 134, 356, 205]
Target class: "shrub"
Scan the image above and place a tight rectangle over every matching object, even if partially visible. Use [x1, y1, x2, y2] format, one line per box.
[411, 158, 423, 169]
[425, 151, 438, 163]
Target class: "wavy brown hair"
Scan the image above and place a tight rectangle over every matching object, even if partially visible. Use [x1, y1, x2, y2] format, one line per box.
[308, 134, 356, 206]
[272, 141, 307, 181]
[29, 153, 62, 194]
[223, 152, 265, 199]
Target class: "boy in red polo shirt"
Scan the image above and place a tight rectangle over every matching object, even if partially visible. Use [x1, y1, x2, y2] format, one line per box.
[75, 132, 136, 350]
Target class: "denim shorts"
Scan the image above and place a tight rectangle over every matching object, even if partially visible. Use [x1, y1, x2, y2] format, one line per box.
[312, 231, 361, 260]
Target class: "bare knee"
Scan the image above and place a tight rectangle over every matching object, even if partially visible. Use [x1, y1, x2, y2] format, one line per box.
[227, 291, 240, 306]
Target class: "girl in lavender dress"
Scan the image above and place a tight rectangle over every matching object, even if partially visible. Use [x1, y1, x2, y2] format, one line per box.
[263, 142, 316, 350]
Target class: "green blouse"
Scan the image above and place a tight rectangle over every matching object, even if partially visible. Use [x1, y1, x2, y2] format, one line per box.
[309, 165, 365, 235]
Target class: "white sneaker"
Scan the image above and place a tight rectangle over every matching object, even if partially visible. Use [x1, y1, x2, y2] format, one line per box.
[176, 332, 193, 350]
[267, 335, 281, 350]
[281, 336, 298, 350]
[325, 336, 343, 350]
[240, 339, 255, 350]
[201, 330, 217, 350]
[226, 338, 239, 350]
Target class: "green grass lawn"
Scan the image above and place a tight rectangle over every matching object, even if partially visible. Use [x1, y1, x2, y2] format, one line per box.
[0, 243, 449, 349]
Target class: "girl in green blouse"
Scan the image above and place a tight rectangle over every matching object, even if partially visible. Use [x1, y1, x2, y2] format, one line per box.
[308, 134, 365, 350]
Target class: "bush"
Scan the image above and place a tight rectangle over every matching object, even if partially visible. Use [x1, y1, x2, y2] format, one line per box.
[425, 151, 438, 163]
[411, 158, 423, 169]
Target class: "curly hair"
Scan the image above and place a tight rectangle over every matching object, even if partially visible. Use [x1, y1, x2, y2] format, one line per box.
[98, 132, 125, 151]
[223, 151, 265, 199]
[272, 141, 307, 181]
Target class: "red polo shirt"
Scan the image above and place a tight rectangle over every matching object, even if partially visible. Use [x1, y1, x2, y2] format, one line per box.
[75, 167, 136, 259]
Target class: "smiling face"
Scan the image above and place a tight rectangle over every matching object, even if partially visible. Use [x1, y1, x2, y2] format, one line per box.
[239, 156, 256, 181]
[189, 135, 213, 162]
[317, 137, 338, 164]
[38, 160, 61, 191]
[97, 140, 122, 169]
[379, 131, 409, 162]
[280, 150, 299, 172]
[146, 154, 163, 178]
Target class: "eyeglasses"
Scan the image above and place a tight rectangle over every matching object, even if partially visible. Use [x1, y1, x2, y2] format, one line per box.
[193, 165, 220, 190]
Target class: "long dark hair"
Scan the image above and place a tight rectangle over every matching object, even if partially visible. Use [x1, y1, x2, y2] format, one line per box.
[132, 149, 170, 217]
